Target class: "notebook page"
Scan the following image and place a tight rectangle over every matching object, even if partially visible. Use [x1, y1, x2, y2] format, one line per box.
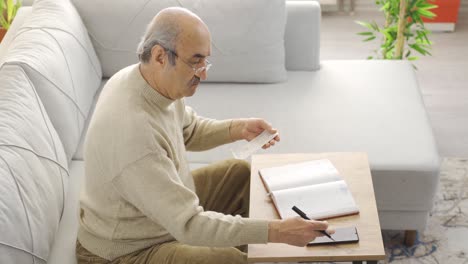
[259, 159, 341, 192]
[271, 180, 359, 220]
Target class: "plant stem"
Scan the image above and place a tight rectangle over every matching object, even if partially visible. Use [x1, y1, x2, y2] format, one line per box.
[395, 0, 407, 59]
[382, 8, 391, 58]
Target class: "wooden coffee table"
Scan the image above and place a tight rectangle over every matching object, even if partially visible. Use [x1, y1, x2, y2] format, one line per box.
[248, 153, 385, 263]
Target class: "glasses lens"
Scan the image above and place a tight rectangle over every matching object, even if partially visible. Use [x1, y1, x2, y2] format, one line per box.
[195, 66, 210, 75]
[193, 60, 211, 75]
[195, 67, 204, 75]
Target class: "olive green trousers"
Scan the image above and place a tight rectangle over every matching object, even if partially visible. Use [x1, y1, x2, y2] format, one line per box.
[76, 159, 251, 264]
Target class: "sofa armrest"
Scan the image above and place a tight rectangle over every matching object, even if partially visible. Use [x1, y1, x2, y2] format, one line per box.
[0, 7, 32, 61]
[285, 1, 321, 71]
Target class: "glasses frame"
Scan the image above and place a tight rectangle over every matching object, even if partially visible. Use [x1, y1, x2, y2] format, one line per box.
[165, 48, 212, 75]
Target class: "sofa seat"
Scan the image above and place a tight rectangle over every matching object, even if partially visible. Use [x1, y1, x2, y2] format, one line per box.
[186, 60, 440, 229]
[47, 161, 83, 264]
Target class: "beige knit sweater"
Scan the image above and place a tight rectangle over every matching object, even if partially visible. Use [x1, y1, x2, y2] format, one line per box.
[78, 64, 269, 260]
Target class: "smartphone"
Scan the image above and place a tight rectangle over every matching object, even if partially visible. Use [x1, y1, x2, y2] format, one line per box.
[308, 226, 359, 246]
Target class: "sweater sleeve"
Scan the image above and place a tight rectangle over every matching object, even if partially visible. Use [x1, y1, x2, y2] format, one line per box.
[112, 152, 269, 247]
[182, 106, 234, 151]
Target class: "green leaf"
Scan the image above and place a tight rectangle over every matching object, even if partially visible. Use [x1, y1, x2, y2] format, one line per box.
[405, 50, 411, 58]
[384, 44, 395, 53]
[380, 2, 390, 11]
[371, 21, 380, 31]
[0, 15, 8, 29]
[410, 43, 429, 55]
[417, 37, 431, 45]
[381, 42, 391, 49]
[409, 44, 424, 55]
[417, 8, 437, 19]
[403, 32, 415, 37]
[367, 56, 374, 60]
[364, 36, 377, 42]
[419, 4, 438, 10]
[408, 56, 419, 61]
[14, 1, 21, 16]
[380, 28, 394, 42]
[385, 49, 394, 59]
[7, 0, 13, 23]
[358, 31, 374, 36]
[424, 33, 431, 45]
[356, 21, 375, 31]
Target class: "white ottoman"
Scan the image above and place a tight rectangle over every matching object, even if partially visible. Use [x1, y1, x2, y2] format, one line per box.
[186, 60, 440, 240]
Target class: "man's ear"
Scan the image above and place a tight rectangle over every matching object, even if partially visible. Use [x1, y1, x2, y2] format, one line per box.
[151, 45, 166, 66]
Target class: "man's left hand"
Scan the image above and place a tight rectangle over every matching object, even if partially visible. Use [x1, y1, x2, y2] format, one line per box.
[230, 118, 280, 149]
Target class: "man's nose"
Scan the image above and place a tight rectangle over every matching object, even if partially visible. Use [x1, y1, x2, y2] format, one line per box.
[197, 69, 208, 81]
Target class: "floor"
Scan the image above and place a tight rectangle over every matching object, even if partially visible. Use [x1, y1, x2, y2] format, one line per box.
[320, 10, 468, 158]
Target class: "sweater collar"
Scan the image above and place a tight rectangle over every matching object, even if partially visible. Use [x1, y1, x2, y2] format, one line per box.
[135, 64, 174, 109]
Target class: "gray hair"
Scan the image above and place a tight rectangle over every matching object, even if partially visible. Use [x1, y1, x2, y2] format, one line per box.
[136, 17, 181, 65]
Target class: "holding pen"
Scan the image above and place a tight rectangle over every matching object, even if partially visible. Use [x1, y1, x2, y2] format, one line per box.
[292, 206, 335, 241]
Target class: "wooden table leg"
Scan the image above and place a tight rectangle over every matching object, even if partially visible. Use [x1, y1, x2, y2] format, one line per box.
[405, 230, 417, 247]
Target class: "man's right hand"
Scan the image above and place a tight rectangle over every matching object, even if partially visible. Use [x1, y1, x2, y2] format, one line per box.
[267, 217, 334, 247]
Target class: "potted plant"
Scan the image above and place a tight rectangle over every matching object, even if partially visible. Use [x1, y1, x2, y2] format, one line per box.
[356, 0, 437, 62]
[0, 0, 22, 42]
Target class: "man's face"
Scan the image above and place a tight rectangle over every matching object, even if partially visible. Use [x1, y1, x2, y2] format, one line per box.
[163, 26, 211, 99]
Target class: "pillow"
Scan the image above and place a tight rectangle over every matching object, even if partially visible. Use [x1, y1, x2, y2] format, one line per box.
[0, 64, 68, 264]
[2, 0, 102, 161]
[72, 0, 287, 83]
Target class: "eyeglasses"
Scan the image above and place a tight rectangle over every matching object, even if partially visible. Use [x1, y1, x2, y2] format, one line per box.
[166, 48, 212, 75]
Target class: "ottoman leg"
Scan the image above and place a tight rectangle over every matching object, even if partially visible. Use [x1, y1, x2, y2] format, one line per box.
[338, 0, 344, 13]
[404, 230, 417, 247]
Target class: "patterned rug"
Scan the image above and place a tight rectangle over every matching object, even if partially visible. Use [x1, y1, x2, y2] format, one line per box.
[382, 158, 468, 264]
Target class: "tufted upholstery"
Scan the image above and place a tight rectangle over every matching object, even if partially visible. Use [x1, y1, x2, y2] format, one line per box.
[1, 0, 102, 161]
[0, 64, 68, 264]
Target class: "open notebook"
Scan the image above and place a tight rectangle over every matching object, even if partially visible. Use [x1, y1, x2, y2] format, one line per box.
[259, 159, 359, 220]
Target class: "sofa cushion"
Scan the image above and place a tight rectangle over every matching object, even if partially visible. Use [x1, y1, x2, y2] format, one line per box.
[185, 60, 440, 215]
[0, 64, 68, 264]
[285, 1, 321, 71]
[1, 0, 102, 162]
[72, 0, 287, 83]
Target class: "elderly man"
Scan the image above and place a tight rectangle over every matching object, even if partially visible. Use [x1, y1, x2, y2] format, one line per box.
[76, 7, 333, 264]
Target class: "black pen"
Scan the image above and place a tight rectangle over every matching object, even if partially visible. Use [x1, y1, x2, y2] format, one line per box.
[292, 206, 335, 241]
